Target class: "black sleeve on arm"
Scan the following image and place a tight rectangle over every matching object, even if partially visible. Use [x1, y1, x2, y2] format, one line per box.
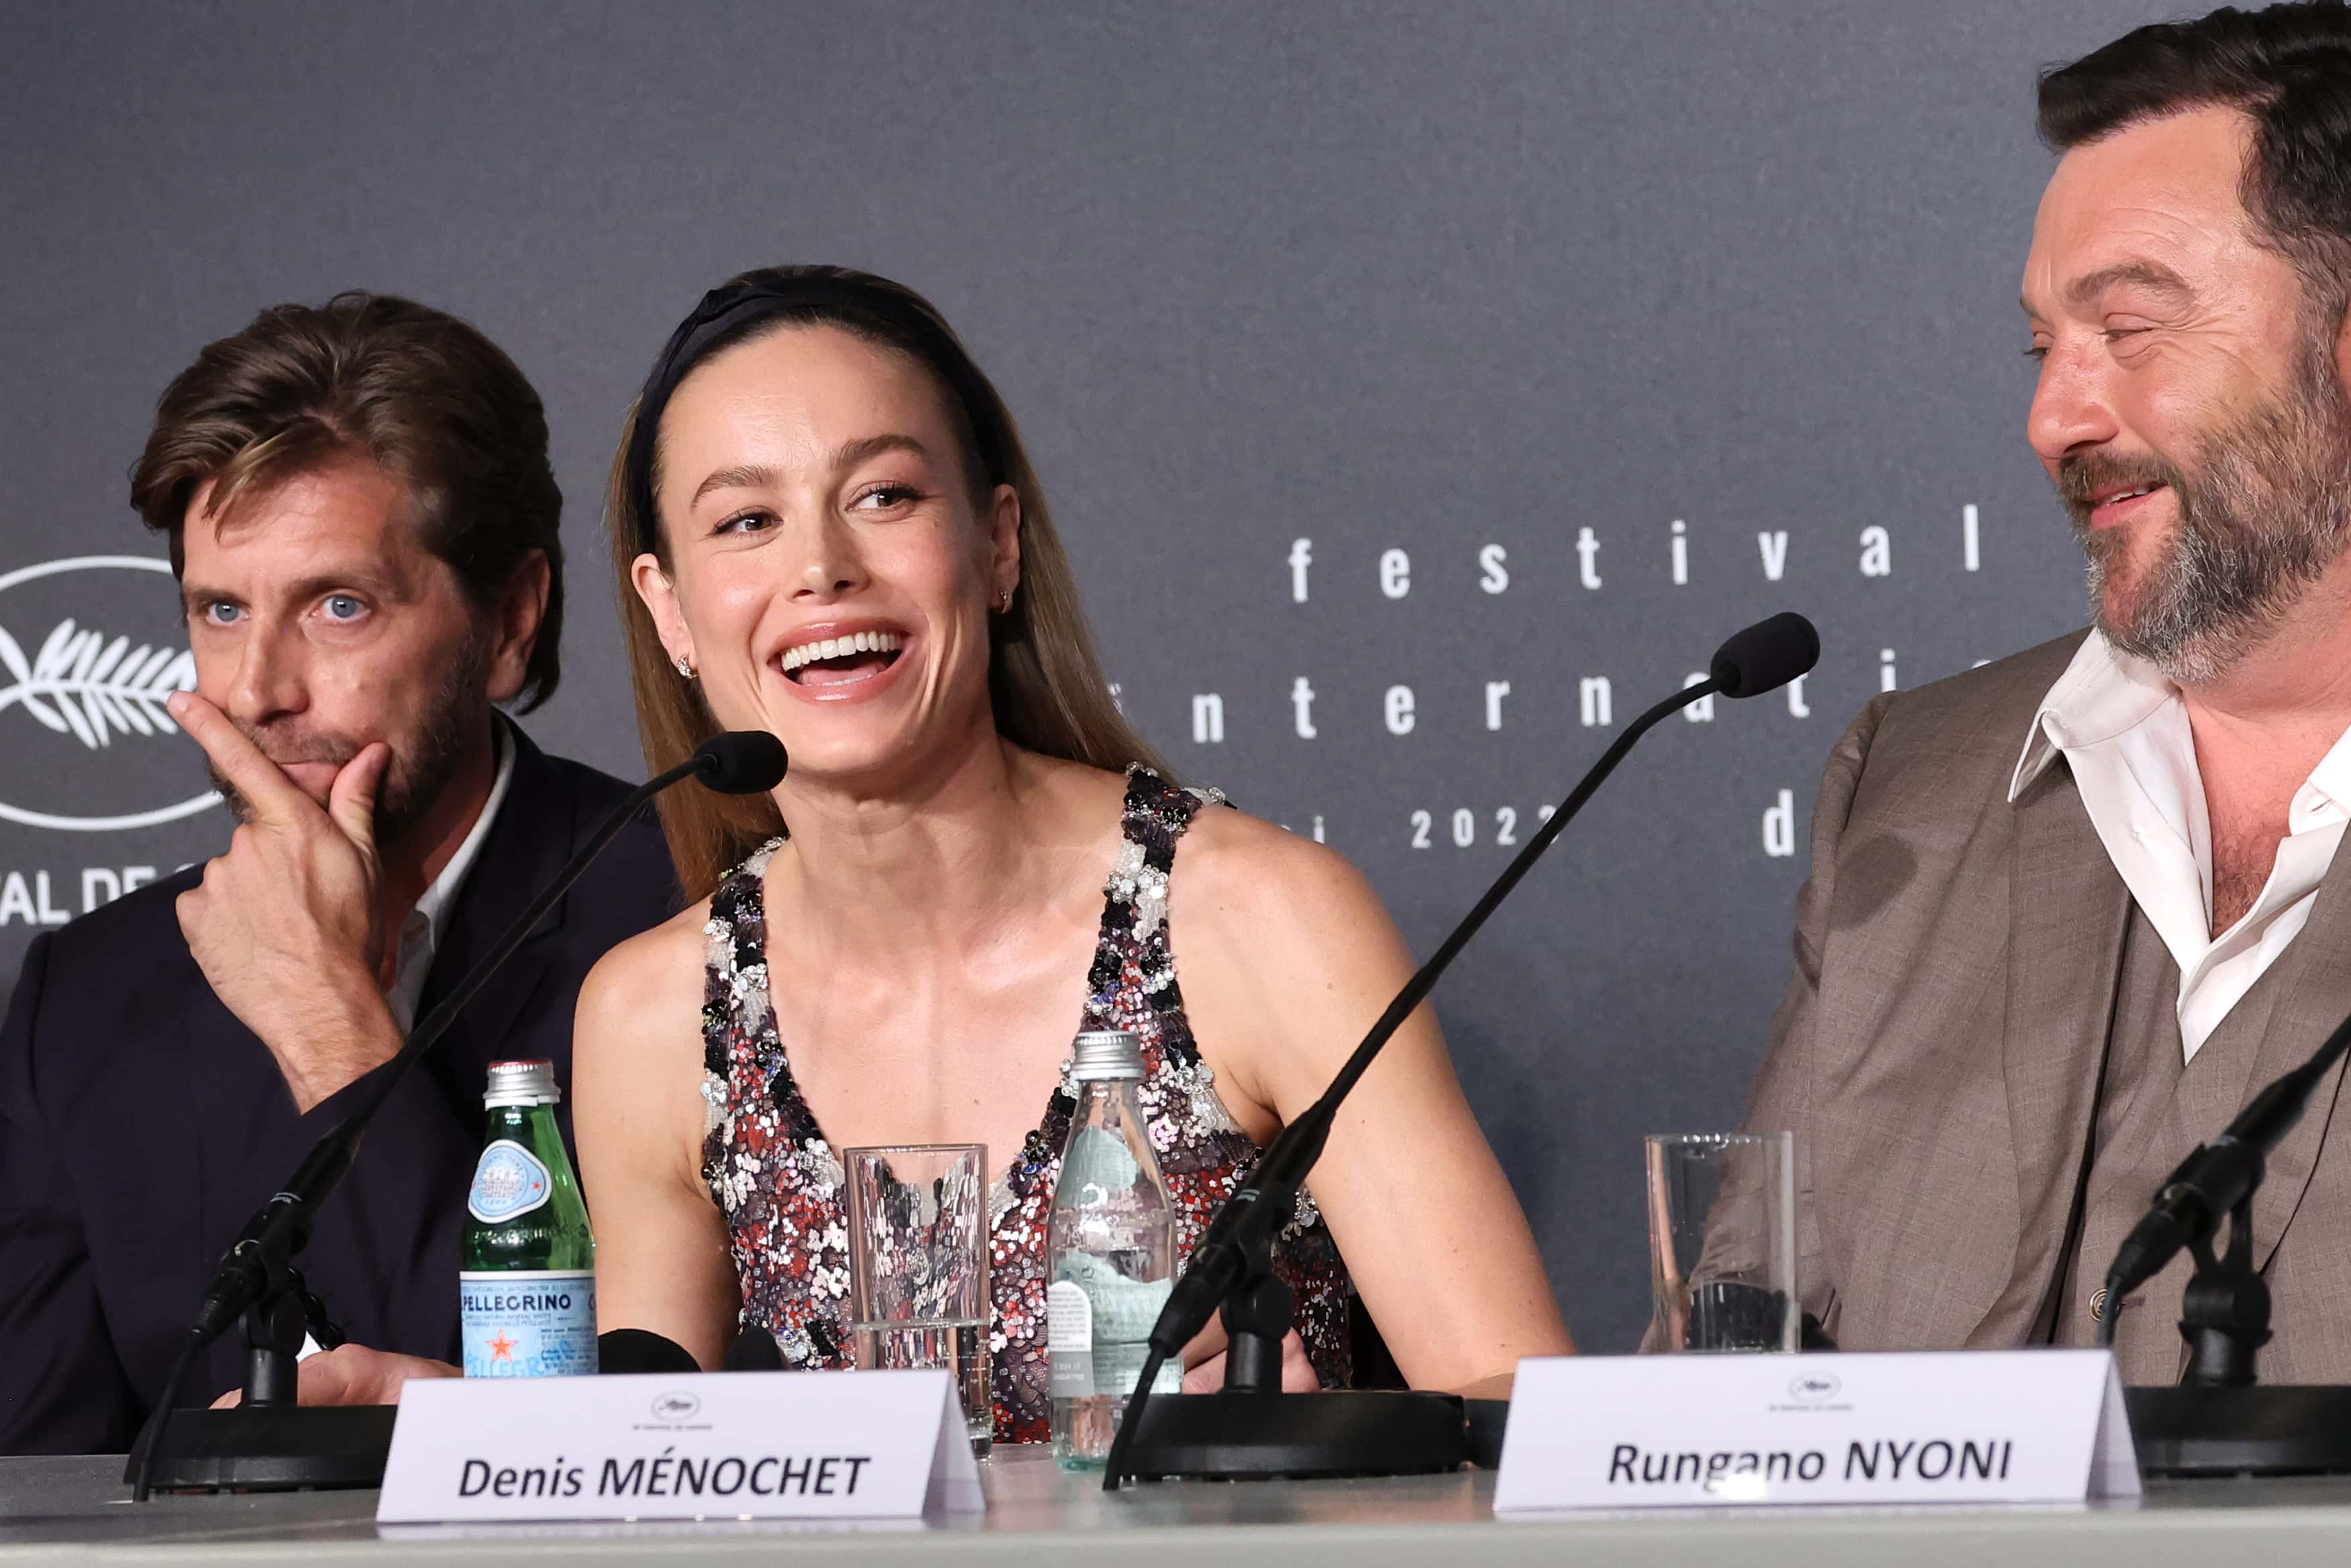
[220, 1034, 484, 1365]
[0, 934, 143, 1454]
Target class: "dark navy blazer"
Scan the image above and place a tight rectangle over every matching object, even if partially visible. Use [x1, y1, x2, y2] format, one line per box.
[0, 723, 678, 1453]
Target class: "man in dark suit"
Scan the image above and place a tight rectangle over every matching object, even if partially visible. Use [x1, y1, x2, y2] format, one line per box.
[0, 293, 675, 1453]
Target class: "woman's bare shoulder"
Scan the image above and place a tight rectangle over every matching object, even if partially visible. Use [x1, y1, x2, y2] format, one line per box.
[1171, 803, 1404, 994]
[1178, 802, 1384, 924]
[576, 897, 713, 1063]
[1168, 802, 1419, 1120]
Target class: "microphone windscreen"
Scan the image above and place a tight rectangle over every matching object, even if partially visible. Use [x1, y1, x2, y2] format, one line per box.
[693, 731, 789, 794]
[1710, 613, 1820, 698]
[596, 1327, 702, 1375]
[723, 1326, 786, 1372]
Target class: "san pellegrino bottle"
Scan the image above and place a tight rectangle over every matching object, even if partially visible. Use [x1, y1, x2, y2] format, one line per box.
[460, 1059, 598, 1377]
[1048, 1029, 1183, 1468]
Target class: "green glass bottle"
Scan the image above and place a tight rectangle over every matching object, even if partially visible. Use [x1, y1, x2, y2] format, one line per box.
[459, 1059, 597, 1377]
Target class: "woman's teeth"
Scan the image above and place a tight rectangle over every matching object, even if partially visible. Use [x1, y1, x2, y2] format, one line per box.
[780, 630, 903, 672]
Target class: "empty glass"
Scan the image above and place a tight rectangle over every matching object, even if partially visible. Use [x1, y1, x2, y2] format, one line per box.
[841, 1143, 993, 1456]
[1645, 1131, 1798, 1353]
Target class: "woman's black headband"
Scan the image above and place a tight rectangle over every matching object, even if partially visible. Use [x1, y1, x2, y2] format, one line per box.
[621, 272, 1008, 554]
[623, 281, 817, 552]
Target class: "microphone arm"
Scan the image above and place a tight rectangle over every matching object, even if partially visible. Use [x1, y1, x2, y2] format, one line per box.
[1146, 680, 1726, 1360]
[132, 730, 785, 1500]
[1103, 611, 1819, 1488]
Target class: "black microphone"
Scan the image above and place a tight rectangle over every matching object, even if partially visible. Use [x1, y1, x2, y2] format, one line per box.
[1104, 614, 1820, 1487]
[724, 1327, 786, 1372]
[1711, 611, 1822, 698]
[592, 1324, 786, 1375]
[692, 729, 789, 795]
[2105, 1008, 2351, 1310]
[598, 1328, 703, 1375]
[132, 729, 788, 1499]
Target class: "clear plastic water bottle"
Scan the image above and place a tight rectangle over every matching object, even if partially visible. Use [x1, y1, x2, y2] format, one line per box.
[1048, 1029, 1183, 1468]
[459, 1059, 598, 1377]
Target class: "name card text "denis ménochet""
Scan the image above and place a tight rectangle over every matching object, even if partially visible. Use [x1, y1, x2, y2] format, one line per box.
[1494, 1350, 2138, 1512]
[375, 1369, 984, 1524]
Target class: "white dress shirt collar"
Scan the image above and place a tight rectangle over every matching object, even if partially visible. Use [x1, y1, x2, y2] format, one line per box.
[2008, 636, 2178, 802]
[384, 721, 516, 1033]
[2009, 631, 2351, 1061]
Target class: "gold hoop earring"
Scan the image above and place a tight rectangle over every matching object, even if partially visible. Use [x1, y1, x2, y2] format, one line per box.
[675, 654, 695, 679]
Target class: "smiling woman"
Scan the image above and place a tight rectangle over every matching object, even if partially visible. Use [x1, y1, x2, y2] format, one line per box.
[601, 268, 1162, 900]
[572, 266, 1573, 1447]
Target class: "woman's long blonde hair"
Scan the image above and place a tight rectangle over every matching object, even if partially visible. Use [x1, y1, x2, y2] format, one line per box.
[607, 266, 1168, 901]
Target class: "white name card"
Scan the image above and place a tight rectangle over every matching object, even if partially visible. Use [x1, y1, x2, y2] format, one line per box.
[375, 1369, 983, 1524]
[1494, 1350, 2138, 1512]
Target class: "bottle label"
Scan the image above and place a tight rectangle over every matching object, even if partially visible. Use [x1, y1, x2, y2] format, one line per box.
[468, 1139, 553, 1223]
[460, 1269, 598, 1377]
[1047, 1279, 1094, 1396]
[1049, 1274, 1182, 1399]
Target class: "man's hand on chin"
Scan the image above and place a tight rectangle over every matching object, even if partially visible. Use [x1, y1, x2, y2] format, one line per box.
[211, 1345, 458, 1409]
[168, 691, 403, 1113]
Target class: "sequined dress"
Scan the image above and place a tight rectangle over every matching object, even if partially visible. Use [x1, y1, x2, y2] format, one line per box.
[700, 766, 1353, 1443]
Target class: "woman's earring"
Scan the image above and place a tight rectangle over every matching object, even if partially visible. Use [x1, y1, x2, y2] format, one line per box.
[675, 654, 696, 679]
[995, 589, 1013, 614]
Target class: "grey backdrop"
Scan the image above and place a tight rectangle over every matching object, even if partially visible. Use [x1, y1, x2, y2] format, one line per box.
[0, 0, 2150, 1353]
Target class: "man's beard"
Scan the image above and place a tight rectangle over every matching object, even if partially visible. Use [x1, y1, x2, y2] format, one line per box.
[2060, 329, 2351, 686]
[210, 631, 492, 849]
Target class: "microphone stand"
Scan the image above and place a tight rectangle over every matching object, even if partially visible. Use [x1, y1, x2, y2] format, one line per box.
[129, 737, 776, 1498]
[2108, 1007, 2351, 1477]
[1104, 650, 1781, 1485]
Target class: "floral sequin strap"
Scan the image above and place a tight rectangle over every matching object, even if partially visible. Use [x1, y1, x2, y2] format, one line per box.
[1094, 766, 1224, 1004]
[696, 839, 855, 1369]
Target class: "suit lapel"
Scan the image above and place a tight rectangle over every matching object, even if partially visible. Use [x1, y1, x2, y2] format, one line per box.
[411, 724, 576, 1106]
[173, 965, 259, 1277]
[1991, 762, 2132, 1336]
[2243, 853, 2351, 1271]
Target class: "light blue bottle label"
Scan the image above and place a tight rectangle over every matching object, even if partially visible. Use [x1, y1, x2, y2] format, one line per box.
[1048, 1267, 1180, 1398]
[460, 1270, 598, 1377]
[468, 1139, 552, 1223]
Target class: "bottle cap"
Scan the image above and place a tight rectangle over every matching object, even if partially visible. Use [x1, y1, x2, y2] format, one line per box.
[1069, 1029, 1144, 1082]
[484, 1059, 562, 1108]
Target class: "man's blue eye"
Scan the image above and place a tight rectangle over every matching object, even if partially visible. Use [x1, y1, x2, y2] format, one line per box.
[205, 603, 240, 625]
[325, 595, 363, 620]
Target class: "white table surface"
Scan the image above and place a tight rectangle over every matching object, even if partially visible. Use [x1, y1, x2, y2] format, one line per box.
[7, 1445, 2351, 1566]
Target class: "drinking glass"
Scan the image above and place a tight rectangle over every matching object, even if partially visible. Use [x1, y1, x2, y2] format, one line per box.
[1645, 1131, 1797, 1353]
[841, 1143, 993, 1455]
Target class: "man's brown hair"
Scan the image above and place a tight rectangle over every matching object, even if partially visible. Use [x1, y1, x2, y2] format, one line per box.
[129, 291, 565, 710]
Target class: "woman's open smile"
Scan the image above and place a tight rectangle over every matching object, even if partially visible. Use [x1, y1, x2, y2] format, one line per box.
[768, 618, 912, 704]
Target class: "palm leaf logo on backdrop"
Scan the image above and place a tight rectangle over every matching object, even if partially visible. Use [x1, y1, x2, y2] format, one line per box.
[0, 555, 217, 832]
[0, 617, 195, 749]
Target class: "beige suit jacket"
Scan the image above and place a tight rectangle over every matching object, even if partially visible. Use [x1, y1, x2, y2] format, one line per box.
[1749, 630, 2351, 1383]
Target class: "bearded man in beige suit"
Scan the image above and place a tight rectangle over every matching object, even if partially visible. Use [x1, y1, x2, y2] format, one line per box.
[1751, 2, 2351, 1384]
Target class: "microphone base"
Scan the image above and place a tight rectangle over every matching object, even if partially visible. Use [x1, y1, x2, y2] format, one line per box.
[122, 1404, 395, 1493]
[1122, 1390, 1469, 1480]
[2127, 1385, 2351, 1477]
